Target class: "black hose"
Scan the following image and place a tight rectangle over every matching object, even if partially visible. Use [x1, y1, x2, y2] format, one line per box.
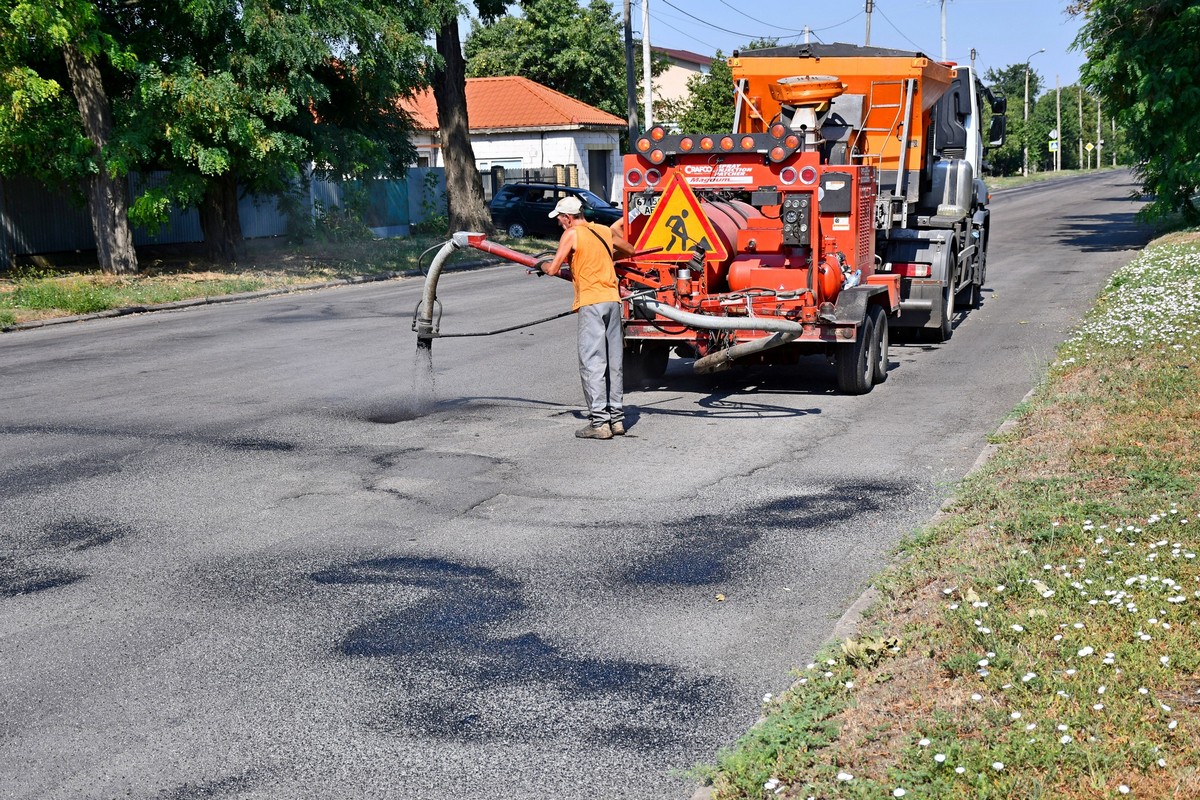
[431, 308, 577, 338]
[416, 242, 447, 276]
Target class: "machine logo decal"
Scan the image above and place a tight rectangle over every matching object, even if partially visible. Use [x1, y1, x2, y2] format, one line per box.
[633, 170, 730, 262]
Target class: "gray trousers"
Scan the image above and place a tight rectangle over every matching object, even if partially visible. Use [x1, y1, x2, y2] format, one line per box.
[577, 302, 624, 426]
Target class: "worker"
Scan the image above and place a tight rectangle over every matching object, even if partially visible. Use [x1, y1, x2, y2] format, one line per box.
[540, 196, 634, 440]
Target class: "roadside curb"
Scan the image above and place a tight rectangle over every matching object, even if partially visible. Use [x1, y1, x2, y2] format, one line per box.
[690, 388, 1036, 800]
[1, 257, 505, 333]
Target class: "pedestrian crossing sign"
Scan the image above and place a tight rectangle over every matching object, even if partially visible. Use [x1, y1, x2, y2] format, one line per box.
[632, 170, 729, 262]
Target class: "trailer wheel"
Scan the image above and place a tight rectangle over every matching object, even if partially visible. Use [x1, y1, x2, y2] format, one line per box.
[622, 343, 644, 390]
[836, 313, 875, 395]
[868, 305, 889, 384]
[640, 343, 669, 382]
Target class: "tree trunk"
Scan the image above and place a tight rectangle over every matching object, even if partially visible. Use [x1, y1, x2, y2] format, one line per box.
[432, 17, 493, 234]
[62, 43, 138, 275]
[198, 174, 243, 264]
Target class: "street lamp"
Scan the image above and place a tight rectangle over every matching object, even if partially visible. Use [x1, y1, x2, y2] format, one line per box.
[1023, 48, 1045, 177]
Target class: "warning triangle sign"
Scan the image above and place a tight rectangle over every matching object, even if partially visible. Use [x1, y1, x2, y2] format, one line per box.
[633, 170, 729, 263]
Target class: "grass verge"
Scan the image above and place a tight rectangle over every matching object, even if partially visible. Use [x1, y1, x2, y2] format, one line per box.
[699, 229, 1200, 799]
[0, 232, 556, 329]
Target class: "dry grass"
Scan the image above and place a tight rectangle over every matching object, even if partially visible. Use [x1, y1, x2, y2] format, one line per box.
[0, 233, 554, 328]
[704, 229, 1200, 799]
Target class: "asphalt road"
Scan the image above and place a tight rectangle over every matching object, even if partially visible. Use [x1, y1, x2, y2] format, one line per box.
[0, 170, 1151, 799]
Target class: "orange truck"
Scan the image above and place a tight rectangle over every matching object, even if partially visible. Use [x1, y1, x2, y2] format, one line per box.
[617, 43, 1006, 392]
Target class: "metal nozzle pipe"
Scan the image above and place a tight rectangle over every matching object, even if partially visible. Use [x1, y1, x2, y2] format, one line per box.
[414, 232, 474, 349]
[693, 330, 802, 373]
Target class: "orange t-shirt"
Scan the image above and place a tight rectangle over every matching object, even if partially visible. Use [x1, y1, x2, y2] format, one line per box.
[569, 222, 620, 311]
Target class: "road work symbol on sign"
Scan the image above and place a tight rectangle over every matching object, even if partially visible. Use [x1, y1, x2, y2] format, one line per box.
[634, 170, 729, 262]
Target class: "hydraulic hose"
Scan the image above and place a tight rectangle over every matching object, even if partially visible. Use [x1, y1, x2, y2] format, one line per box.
[631, 297, 806, 333]
[629, 297, 808, 374]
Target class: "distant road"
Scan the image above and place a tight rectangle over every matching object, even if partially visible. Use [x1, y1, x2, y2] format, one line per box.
[0, 170, 1150, 799]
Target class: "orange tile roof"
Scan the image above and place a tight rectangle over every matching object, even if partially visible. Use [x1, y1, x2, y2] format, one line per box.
[401, 76, 625, 133]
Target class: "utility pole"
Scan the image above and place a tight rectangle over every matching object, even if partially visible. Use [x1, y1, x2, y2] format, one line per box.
[1022, 48, 1044, 177]
[970, 47, 976, 73]
[1096, 97, 1102, 169]
[623, 0, 638, 141]
[1056, 75, 1061, 172]
[865, 0, 873, 46]
[940, 0, 948, 61]
[642, 0, 652, 129]
[1078, 86, 1083, 171]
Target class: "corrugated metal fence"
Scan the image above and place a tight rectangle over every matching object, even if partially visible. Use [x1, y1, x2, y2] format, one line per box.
[0, 167, 451, 268]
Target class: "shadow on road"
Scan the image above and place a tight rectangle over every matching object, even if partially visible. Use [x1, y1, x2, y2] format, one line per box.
[1054, 210, 1154, 253]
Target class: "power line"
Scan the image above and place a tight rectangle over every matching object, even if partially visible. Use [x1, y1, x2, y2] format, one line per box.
[715, 0, 810, 34]
[658, 0, 764, 38]
[646, 10, 723, 52]
[873, 0, 934, 54]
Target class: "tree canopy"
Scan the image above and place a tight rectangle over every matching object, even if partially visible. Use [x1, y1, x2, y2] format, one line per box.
[983, 64, 1045, 176]
[658, 39, 777, 135]
[464, 0, 627, 118]
[0, 1, 442, 264]
[1071, 0, 1200, 221]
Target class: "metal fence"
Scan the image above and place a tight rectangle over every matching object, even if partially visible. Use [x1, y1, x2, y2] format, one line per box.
[0, 167, 450, 269]
[0, 162, 591, 268]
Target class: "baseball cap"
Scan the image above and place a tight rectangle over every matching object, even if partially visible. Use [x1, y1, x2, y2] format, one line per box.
[548, 196, 583, 218]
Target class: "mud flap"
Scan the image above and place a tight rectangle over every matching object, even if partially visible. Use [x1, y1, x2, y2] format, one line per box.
[826, 285, 889, 327]
[884, 231, 952, 329]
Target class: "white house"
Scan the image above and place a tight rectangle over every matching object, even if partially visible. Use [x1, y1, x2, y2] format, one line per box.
[401, 76, 627, 201]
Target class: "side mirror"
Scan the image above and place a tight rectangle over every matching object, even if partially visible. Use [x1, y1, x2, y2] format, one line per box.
[984, 87, 1007, 115]
[987, 114, 1007, 148]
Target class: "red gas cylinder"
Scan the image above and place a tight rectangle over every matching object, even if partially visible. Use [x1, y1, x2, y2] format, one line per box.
[699, 200, 760, 291]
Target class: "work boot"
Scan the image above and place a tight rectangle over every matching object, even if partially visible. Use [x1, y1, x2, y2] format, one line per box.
[610, 420, 626, 436]
[575, 422, 613, 440]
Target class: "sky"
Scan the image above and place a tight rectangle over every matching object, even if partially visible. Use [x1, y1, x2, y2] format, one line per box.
[614, 0, 1087, 92]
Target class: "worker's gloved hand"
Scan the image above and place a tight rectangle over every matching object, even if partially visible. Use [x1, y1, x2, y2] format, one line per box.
[529, 257, 551, 276]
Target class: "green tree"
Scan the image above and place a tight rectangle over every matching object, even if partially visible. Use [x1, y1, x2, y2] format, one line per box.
[122, 1, 435, 262]
[1070, 0, 1200, 222]
[428, 0, 507, 235]
[0, 1, 139, 273]
[2, 1, 440, 266]
[657, 40, 777, 135]
[983, 64, 1044, 176]
[660, 52, 734, 134]
[465, 0, 627, 118]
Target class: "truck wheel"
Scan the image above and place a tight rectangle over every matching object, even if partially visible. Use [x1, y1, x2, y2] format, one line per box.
[868, 305, 889, 384]
[640, 343, 670, 382]
[836, 313, 875, 394]
[967, 258, 986, 309]
[935, 276, 956, 342]
[622, 343, 644, 390]
[963, 279, 981, 310]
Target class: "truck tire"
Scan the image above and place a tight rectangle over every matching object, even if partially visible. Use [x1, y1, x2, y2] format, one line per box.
[836, 313, 875, 394]
[935, 281, 956, 342]
[966, 255, 986, 309]
[640, 343, 670, 382]
[622, 343, 643, 390]
[868, 305, 889, 384]
[934, 246, 958, 342]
